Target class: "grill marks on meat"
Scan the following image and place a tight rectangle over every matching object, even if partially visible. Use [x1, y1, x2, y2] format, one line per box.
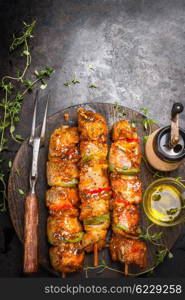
[46, 126, 84, 273]
[109, 120, 147, 270]
[78, 108, 111, 252]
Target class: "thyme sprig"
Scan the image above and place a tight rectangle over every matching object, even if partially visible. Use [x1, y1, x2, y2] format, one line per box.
[84, 259, 124, 278]
[140, 107, 157, 143]
[84, 223, 174, 278]
[64, 73, 80, 87]
[0, 21, 54, 212]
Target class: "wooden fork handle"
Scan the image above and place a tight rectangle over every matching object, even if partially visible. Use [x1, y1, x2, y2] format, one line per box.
[23, 193, 39, 273]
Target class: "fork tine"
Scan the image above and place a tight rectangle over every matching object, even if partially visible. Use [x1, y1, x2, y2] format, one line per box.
[40, 91, 50, 144]
[29, 90, 39, 145]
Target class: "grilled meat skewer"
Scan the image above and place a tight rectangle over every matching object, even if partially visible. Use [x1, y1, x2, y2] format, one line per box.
[109, 120, 147, 272]
[78, 108, 111, 262]
[46, 126, 84, 274]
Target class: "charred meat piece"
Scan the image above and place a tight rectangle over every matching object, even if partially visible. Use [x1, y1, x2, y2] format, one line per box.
[109, 140, 141, 173]
[47, 216, 83, 245]
[80, 141, 108, 162]
[50, 243, 84, 273]
[79, 160, 109, 192]
[110, 234, 147, 269]
[112, 205, 140, 237]
[48, 126, 79, 161]
[47, 158, 78, 187]
[112, 120, 138, 141]
[78, 108, 108, 141]
[111, 174, 142, 204]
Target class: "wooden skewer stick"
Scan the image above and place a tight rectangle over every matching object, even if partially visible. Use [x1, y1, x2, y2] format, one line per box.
[124, 263, 128, 276]
[94, 243, 98, 266]
[62, 272, 66, 278]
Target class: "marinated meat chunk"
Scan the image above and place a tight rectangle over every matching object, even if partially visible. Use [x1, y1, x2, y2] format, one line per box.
[49, 126, 79, 161]
[47, 216, 83, 245]
[112, 205, 140, 236]
[82, 229, 107, 252]
[46, 186, 79, 208]
[109, 140, 141, 172]
[79, 161, 109, 192]
[80, 141, 108, 162]
[112, 120, 138, 141]
[80, 189, 112, 202]
[47, 158, 78, 187]
[80, 198, 109, 220]
[110, 234, 147, 268]
[111, 174, 142, 204]
[50, 243, 84, 273]
[78, 108, 108, 141]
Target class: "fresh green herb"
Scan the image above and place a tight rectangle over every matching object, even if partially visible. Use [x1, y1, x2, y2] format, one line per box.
[89, 84, 97, 88]
[143, 135, 149, 143]
[64, 82, 71, 87]
[8, 161, 12, 168]
[131, 120, 138, 128]
[175, 176, 185, 182]
[18, 189, 24, 195]
[0, 21, 54, 212]
[152, 192, 161, 201]
[88, 64, 95, 70]
[71, 78, 80, 84]
[166, 205, 185, 216]
[114, 103, 127, 117]
[166, 208, 178, 215]
[84, 259, 124, 278]
[64, 74, 80, 87]
[139, 224, 163, 245]
[84, 223, 174, 278]
[15, 168, 20, 176]
[140, 107, 157, 140]
[168, 251, 174, 259]
[140, 107, 149, 116]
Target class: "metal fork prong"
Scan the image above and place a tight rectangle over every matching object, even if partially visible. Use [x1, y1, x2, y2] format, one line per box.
[29, 90, 39, 145]
[40, 91, 50, 145]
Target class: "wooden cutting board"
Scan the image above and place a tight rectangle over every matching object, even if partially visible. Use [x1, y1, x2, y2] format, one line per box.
[8, 103, 185, 277]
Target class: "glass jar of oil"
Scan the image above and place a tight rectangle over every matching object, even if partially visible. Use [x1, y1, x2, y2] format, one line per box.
[143, 178, 185, 226]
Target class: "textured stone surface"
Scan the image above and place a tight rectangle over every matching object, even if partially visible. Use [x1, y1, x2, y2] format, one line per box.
[0, 0, 185, 137]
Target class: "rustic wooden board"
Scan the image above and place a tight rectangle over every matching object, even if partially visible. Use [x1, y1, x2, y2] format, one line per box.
[8, 103, 185, 278]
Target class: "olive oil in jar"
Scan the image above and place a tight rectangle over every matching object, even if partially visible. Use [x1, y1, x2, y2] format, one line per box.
[148, 184, 182, 223]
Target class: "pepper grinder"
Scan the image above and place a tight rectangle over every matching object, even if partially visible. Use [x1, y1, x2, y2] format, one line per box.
[145, 103, 185, 171]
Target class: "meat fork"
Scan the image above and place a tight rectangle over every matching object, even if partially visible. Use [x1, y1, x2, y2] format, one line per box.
[23, 90, 49, 273]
